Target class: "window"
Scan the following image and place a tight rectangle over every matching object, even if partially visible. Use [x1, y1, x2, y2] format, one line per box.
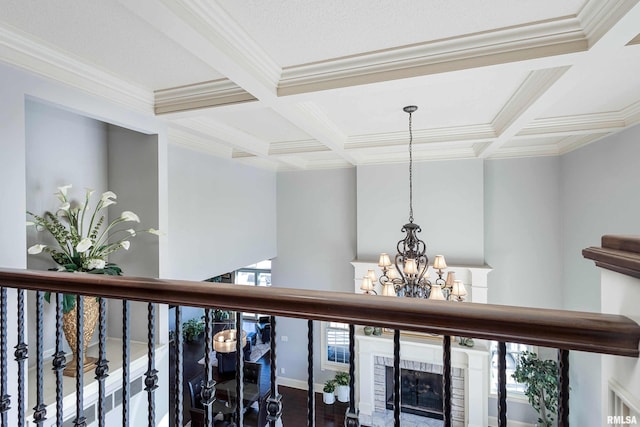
[235, 260, 271, 287]
[322, 322, 350, 370]
[490, 341, 530, 395]
[235, 260, 271, 320]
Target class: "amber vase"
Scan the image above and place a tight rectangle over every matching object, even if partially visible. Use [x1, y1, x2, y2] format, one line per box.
[62, 296, 100, 376]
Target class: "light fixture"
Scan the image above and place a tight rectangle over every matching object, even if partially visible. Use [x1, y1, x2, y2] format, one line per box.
[378, 106, 463, 301]
[213, 329, 247, 353]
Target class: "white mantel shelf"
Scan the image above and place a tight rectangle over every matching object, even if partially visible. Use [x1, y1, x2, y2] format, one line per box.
[356, 331, 490, 427]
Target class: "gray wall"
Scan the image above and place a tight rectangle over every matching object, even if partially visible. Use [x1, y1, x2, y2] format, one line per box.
[484, 156, 563, 308]
[25, 99, 109, 357]
[166, 144, 277, 281]
[560, 124, 640, 427]
[357, 159, 484, 265]
[272, 168, 357, 384]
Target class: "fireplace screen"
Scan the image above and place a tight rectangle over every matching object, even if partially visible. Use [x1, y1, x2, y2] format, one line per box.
[385, 366, 444, 420]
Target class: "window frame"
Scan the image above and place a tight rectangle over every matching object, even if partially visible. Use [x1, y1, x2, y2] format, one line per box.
[320, 321, 350, 372]
[488, 341, 535, 401]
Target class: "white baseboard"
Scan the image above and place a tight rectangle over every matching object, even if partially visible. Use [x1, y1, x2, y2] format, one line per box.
[488, 416, 535, 427]
[277, 376, 324, 394]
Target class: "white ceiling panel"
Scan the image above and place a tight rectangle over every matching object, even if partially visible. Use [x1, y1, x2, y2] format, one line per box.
[1, 0, 639, 170]
[217, 0, 586, 66]
[0, 0, 223, 89]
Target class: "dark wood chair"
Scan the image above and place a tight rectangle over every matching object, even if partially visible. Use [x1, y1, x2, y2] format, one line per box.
[187, 374, 234, 427]
[216, 361, 262, 409]
[243, 390, 271, 427]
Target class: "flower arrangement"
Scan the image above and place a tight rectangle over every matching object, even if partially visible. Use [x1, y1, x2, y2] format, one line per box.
[27, 184, 159, 311]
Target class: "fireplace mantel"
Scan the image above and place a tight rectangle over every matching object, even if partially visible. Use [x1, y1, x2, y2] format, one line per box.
[356, 332, 489, 427]
[352, 261, 492, 426]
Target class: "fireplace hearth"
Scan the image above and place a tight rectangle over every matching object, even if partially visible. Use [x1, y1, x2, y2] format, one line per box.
[385, 366, 444, 420]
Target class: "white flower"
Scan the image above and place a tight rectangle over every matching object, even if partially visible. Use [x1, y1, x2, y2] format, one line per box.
[76, 238, 93, 253]
[102, 199, 116, 208]
[84, 258, 106, 270]
[58, 202, 70, 212]
[120, 211, 140, 223]
[85, 188, 95, 197]
[27, 244, 47, 254]
[120, 241, 130, 250]
[126, 229, 136, 236]
[57, 184, 72, 196]
[147, 228, 162, 236]
[101, 191, 117, 202]
[26, 221, 35, 227]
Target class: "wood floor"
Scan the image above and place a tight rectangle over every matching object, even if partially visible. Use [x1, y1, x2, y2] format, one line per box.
[169, 322, 352, 426]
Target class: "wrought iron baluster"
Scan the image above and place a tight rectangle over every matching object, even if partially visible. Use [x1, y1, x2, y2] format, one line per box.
[145, 303, 159, 427]
[33, 291, 47, 426]
[122, 300, 130, 427]
[95, 297, 109, 427]
[497, 341, 507, 427]
[0, 287, 11, 427]
[559, 349, 570, 427]
[442, 335, 452, 427]
[267, 316, 282, 427]
[307, 319, 314, 427]
[393, 329, 400, 427]
[344, 323, 359, 427]
[235, 312, 244, 426]
[74, 295, 86, 427]
[14, 289, 27, 427]
[202, 309, 215, 427]
[174, 306, 184, 427]
[53, 293, 65, 426]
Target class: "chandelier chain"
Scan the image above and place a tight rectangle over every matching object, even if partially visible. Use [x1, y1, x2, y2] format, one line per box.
[408, 110, 414, 223]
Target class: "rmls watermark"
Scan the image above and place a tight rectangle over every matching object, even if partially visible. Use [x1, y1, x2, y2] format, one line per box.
[607, 415, 638, 425]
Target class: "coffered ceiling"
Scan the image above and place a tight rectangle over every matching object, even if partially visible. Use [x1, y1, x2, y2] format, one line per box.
[1, 0, 639, 170]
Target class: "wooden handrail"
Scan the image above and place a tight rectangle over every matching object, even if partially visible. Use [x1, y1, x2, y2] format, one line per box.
[583, 235, 640, 280]
[1, 268, 639, 357]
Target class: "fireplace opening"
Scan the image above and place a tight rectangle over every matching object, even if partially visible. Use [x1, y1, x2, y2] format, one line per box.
[385, 366, 444, 420]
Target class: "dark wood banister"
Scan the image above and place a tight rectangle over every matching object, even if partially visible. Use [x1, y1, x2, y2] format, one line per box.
[0, 268, 639, 357]
[583, 235, 640, 280]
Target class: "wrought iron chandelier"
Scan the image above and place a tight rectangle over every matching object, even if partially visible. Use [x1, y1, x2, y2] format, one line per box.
[373, 106, 466, 301]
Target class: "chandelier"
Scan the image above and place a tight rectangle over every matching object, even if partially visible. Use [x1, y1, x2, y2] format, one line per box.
[372, 106, 466, 301]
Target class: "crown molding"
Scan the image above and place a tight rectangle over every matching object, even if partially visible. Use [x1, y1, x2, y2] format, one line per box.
[278, 16, 586, 96]
[579, 0, 640, 48]
[269, 139, 329, 156]
[556, 133, 608, 154]
[346, 124, 495, 150]
[160, 0, 281, 91]
[492, 67, 570, 135]
[155, 79, 256, 114]
[0, 24, 153, 113]
[518, 111, 626, 137]
[357, 146, 478, 165]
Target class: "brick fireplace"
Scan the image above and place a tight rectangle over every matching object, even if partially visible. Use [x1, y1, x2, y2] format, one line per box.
[352, 262, 492, 426]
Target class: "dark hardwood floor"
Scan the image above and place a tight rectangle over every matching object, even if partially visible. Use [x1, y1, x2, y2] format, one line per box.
[169, 320, 352, 426]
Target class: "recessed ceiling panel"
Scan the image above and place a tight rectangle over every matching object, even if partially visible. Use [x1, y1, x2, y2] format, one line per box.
[540, 53, 640, 117]
[311, 68, 528, 135]
[217, 0, 586, 67]
[0, 0, 223, 89]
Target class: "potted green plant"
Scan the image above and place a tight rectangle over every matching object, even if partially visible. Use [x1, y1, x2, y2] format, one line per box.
[511, 351, 559, 427]
[26, 185, 159, 376]
[323, 379, 336, 404]
[182, 318, 205, 343]
[334, 371, 350, 402]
